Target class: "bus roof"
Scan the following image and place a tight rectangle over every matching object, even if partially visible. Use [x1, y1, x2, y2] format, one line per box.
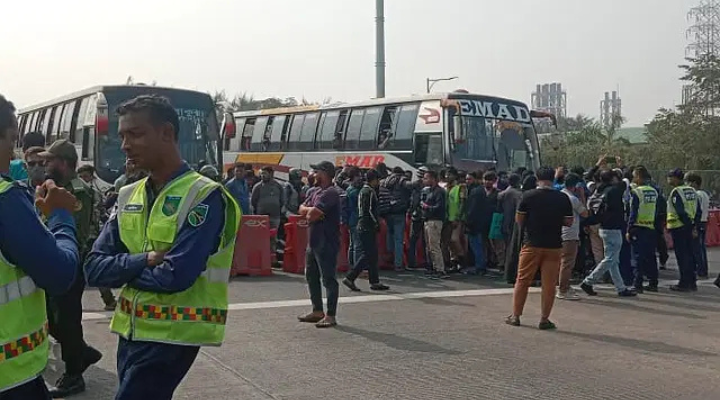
[232, 92, 530, 118]
[18, 85, 212, 114]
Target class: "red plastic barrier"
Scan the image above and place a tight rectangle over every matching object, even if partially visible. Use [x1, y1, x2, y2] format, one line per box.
[337, 225, 350, 272]
[707, 210, 720, 247]
[402, 216, 426, 267]
[377, 219, 393, 270]
[231, 215, 274, 277]
[283, 215, 308, 274]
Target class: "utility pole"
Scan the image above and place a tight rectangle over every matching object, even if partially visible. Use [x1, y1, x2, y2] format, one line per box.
[375, 0, 386, 98]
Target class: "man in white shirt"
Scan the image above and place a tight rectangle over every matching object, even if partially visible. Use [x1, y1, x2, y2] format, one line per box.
[685, 173, 710, 279]
[558, 174, 589, 300]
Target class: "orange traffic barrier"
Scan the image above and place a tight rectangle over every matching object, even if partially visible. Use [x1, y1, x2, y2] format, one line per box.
[707, 209, 720, 247]
[283, 215, 308, 274]
[231, 215, 274, 277]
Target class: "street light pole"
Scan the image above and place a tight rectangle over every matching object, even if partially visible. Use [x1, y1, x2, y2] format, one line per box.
[426, 76, 459, 93]
[375, 0, 386, 98]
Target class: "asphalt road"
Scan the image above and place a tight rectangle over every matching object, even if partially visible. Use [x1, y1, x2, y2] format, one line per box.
[49, 249, 720, 399]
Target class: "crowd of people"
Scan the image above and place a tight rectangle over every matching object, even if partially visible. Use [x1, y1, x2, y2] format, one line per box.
[0, 88, 716, 399]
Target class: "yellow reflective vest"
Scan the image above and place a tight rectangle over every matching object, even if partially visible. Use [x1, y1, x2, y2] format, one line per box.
[0, 179, 49, 393]
[109, 171, 240, 346]
[632, 185, 658, 229]
[666, 185, 697, 230]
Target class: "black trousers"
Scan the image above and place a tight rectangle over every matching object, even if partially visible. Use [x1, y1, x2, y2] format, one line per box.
[0, 377, 51, 400]
[46, 268, 88, 375]
[347, 229, 380, 285]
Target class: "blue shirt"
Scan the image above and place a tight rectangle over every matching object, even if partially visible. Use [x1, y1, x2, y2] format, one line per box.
[225, 178, 249, 215]
[0, 177, 79, 295]
[84, 163, 225, 294]
[9, 159, 27, 181]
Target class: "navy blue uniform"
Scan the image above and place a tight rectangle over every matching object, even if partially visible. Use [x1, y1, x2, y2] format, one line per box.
[0, 176, 79, 400]
[628, 188, 659, 289]
[84, 164, 225, 400]
[668, 190, 701, 289]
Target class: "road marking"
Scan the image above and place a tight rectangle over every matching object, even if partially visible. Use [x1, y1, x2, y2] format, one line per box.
[80, 279, 719, 322]
[81, 287, 535, 321]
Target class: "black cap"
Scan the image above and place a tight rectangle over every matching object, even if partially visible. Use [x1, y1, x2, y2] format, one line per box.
[310, 161, 336, 176]
[667, 168, 684, 179]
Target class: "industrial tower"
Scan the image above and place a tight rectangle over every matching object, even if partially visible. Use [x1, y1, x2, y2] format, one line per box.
[600, 91, 622, 129]
[683, 0, 720, 107]
[531, 83, 567, 119]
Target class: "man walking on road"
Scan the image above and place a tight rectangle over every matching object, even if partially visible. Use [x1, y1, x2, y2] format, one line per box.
[298, 161, 341, 328]
[40, 139, 103, 398]
[506, 167, 573, 330]
[84, 95, 241, 400]
[343, 169, 390, 292]
[0, 94, 81, 400]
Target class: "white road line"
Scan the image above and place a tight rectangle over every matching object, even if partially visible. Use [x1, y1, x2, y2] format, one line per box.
[81, 287, 535, 321]
[80, 279, 719, 322]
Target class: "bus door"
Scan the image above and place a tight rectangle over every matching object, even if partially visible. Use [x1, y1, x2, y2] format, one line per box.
[413, 100, 445, 168]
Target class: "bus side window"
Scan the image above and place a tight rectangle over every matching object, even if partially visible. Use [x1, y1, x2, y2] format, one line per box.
[64, 100, 80, 142]
[73, 97, 91, 144]
[45, 107, 58, 143]
[81, 126, 94, 161]
[287, 114, 305, 151]
[241, 118, 256, 151]
[318, 111, 339, 150]
[359, 107, 381, 150]
[334, 110, 348, 150]
[37, 109, 49, 138]
[230, 118, 245, 152]
[269, 115, 288, 151]
[18, 115, 27, 138]
[28, 112, 40, 134]
[299, 113, 319, 151]
[377, 106, 397, 150]
[250, 116, 269, 152]
[51, 104, 65, 142]
[344, 109, 364, 151]
[393, 104, 419, 150]
[262, 116, 274, 151]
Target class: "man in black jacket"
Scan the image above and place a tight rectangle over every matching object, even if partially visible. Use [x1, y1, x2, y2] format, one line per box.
[465, 172, 488, 274]
[580, 170, 637, 297]
[343, 169, 390, 291]
[383, 166, 413, 271]
[422, 170, 448, 279]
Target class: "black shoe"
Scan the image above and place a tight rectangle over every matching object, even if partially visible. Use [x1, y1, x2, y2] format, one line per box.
[633, 286, 644, 294]
[714, 277, 720, 289]
[49, 373, 85, 398]
[618, 289, 637, 297]
[81, 346, 102, 374]
[580, 283, 597, 296]
[342, 278, 361, 292]
[505, 315, 520, 326]
[643, 285, 659, 292]
[437, 271, 450, 280]
[370, 283, 390, 291]
[538, 320, 557, 330]
[669, 285, 691, 292]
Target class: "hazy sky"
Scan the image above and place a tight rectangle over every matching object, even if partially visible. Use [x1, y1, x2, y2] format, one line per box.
[0, 0, 700, 126]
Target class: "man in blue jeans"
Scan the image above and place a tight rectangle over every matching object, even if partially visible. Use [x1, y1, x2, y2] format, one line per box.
[581, 169, 637, 297]
[382, 167, 413, 271]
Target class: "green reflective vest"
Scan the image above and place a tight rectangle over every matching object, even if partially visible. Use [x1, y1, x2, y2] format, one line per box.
[447, 185, 460, 222]
[109, 170, 240, 346]
[0, 180, 49, 393]
[667, 185, 697, 230]
[632, 185, 658, 229]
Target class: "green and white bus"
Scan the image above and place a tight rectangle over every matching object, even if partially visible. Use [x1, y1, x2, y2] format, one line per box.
[18, 85, 221, 186]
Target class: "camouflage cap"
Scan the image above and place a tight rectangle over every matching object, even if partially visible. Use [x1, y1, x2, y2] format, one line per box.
[39, 139, 78, 163]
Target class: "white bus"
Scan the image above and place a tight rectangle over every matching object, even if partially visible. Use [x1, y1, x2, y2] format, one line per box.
[221, 92, 549, 177]
[18, 85, 221, 187]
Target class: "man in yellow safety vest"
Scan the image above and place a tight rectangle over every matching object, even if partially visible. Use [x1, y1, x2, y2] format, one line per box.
[665, 168, 701, 292]
[627, 166, 660, 292]
[84, 95, 240, 400]
[0, 94, 81, 400]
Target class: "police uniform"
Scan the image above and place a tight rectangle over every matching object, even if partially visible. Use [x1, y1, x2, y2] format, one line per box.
[37, 140, 103, 397]
[667, 182, 700, 290]
[84, 164, 240, 400]
[628, 184, 659, 291]
[0, 176, 80, 400]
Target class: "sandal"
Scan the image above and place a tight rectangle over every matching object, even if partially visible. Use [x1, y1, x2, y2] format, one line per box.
[298, 312, 325, 323]
[315, 317, 337, 328]
[538, 320, 557, 330]
[505, 315, 520, 326]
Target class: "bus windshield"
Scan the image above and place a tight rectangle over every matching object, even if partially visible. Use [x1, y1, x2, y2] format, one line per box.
[455, 117, 538, 171]
[98, 87, 219, 182]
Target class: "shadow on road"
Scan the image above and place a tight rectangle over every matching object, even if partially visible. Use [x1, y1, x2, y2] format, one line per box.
[580, 298, 707, 320]
[410, 296, 477, 308]
[556, 330, 718, 357]
[336, 325, 462, 355]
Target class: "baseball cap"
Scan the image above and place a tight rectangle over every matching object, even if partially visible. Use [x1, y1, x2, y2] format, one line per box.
[309, 161, 335, 176]
[39, 139, 78, 163]
[667, 168, 684, 179]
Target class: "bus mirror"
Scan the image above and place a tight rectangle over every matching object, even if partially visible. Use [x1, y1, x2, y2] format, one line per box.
[222, 113, 236, 139]
[452, 115, 465, 144]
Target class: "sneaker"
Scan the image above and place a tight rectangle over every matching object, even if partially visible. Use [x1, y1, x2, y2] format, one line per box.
[557, 289, 580, 301]
[618, 289, 638, 297]
[580, 283, 597, 296]
[538, 320, 557, 330]
[505, 315, 520, 326]
[49, 373, 86, 398]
